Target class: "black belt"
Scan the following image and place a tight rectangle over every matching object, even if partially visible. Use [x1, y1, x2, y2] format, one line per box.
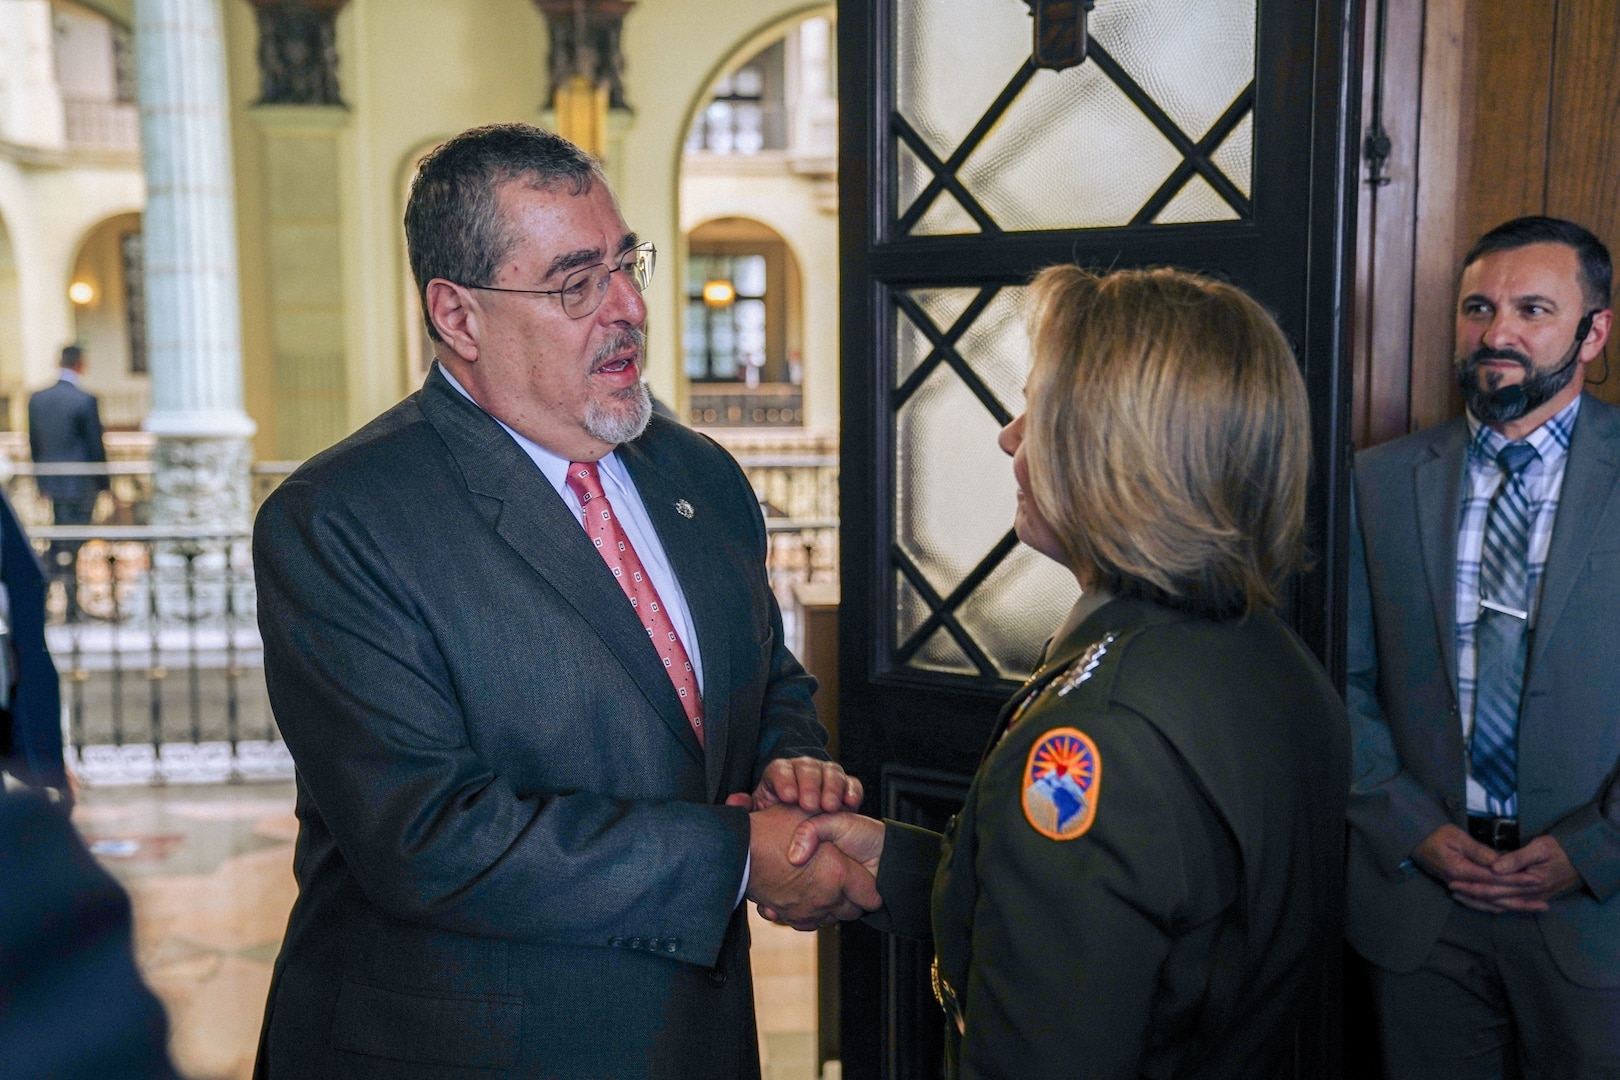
[1467, 815, 1520, 852]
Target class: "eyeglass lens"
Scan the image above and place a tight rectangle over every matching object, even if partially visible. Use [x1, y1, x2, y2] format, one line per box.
[561, 244, 657, 318]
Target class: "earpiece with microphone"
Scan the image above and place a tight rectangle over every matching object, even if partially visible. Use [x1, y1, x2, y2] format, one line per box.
[1483, 308, 1600, 415]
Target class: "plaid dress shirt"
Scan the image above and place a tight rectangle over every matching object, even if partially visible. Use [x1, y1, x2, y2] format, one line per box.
[1456, 396, 1580, 817]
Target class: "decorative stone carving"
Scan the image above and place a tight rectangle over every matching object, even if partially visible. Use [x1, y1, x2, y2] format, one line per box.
[247, 0, 349, 107]
[534, 0, 634, 111]
[150, 436, 255, 629]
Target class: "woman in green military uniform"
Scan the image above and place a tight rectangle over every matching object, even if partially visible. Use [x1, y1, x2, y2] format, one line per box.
[773, 265, 1350, 1078]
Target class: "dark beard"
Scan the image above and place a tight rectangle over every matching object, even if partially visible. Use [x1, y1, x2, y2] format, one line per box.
[1453, 343, 1581, 424]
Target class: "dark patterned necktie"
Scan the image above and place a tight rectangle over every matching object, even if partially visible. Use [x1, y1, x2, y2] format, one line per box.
[1471, 442, 1538, 803]
[567, 462, 704, 747]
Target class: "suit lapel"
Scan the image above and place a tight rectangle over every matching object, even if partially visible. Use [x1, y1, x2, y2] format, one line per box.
[1530, 395, 1620, 673]
[418, 371, 704, 769]
[1413, 422, 1469, 701]
[618, 438, 733, 800]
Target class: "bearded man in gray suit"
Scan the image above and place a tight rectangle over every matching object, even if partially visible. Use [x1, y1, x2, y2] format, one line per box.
[1348, 216, 1620, 1078]
[252, 124, 876, 1080]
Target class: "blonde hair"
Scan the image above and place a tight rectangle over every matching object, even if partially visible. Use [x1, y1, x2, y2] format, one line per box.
[1022, 265, 1310, 617]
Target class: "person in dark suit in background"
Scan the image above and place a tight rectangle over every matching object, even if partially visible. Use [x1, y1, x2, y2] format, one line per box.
[28, 345, 109, 621]
[0, 790, 178, 1079]
[1348, 217, 1620, 1078]
[775, 266, 1350, 1079]
[0, 484, 66, 801]
[252, 124, 876, 1080]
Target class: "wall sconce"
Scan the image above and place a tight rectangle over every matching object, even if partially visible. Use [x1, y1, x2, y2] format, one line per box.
[69, 280, 96, 305]
[702, 280, 735, 307]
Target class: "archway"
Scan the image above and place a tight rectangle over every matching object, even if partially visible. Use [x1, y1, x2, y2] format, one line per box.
[683, 216, 803, 426]
[68, 211, 144, 430]
[677, 8, 838, 437]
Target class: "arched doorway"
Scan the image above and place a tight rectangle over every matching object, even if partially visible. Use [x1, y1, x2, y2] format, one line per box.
[68, 211, 145, 430]
[683, 216, 803, 426]
[677, 9, 838, 437]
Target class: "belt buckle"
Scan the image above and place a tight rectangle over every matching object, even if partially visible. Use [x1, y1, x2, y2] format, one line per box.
[1489, 817, 1518, 851]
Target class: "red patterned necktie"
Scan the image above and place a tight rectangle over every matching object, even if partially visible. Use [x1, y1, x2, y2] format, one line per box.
[566, 461, 704, 746]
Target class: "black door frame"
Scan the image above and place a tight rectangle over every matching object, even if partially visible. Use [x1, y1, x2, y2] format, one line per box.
[837, 2, 1362, 1076]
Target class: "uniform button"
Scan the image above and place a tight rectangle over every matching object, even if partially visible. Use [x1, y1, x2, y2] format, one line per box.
[609, 937, 624, 947]
[630, 937, 643, 950]
[665, 940, 679, 954]
[646, 937, 661, 950]
[1444, 796, 1462, 811]
[708, 966, 728, 986]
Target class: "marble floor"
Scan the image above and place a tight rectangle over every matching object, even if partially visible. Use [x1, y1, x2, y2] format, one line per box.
[75, 780, 825, 1080]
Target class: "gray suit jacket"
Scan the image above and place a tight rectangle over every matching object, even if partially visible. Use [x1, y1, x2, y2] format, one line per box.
[27, 378, 107, 503]
[1347, 392, 1620, 987]
[252, 367, 826, 1078]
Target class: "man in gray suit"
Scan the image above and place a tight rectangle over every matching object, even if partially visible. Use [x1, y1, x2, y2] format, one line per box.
[252, 124, 875, 1079]
[1348, 216, 1620, 1078]
[28, 345, 108, 620]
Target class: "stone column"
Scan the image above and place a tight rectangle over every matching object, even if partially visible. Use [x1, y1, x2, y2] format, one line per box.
[135, 0, 257, 626]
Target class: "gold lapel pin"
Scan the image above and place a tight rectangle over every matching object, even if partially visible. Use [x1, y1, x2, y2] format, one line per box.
[675, 499, 695, 519]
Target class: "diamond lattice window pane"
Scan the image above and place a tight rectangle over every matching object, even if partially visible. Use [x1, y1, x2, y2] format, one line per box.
[954, 544, 1079, 678]
[914, 190, 980, 236]
[897, 288, 979, 386]
[913, 624, 980, 677]
[953, 286, 1028, 415]
[1211, 110, 1253, 197]
[896, 0, 1032, 164]
[1091, 0, 1257, 143]
[1154, 174, 1241, 224]
[896, 364, 1015, 597]
[960, 64, 1184, 230]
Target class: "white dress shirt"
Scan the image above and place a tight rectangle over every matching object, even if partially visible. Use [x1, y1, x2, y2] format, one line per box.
[438, 367, 704, 693]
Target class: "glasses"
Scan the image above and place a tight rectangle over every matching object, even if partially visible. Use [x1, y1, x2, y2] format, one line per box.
[464, 242, 656, 319]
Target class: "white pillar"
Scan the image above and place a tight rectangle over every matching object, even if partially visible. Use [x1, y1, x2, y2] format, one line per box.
[134, 0, 256, 538]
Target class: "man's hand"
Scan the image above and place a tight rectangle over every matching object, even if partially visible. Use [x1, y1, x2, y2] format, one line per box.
[747, 804, 880, 931]
[1449, 836, 1582, 913]
[751, 757, 863, 814]
[755, 812, 886, 926]
[1413, 824, 1579, 913]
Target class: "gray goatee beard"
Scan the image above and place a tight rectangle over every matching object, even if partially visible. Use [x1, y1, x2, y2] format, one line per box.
[583, 328, 652, 445]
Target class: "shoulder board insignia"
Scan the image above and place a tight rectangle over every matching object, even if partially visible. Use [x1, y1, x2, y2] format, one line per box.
[1022, 727, 1101, 841]
[1055, 632, 1118, 696]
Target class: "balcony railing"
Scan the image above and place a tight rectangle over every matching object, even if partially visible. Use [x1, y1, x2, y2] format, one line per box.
[7, 449, 837, 784]
[62, 99, 140, 153]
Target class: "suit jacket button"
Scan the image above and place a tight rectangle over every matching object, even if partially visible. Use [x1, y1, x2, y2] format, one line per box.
[708, 966, 728, 986]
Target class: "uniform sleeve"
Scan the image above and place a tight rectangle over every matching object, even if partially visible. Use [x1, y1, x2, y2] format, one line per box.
[959, 707, 1232, 1080]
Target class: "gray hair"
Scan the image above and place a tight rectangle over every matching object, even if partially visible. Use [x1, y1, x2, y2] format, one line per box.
[404, 123, 604, 342]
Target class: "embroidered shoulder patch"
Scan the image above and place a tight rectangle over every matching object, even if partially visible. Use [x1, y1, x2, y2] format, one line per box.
[1021, 727, 1101, 841]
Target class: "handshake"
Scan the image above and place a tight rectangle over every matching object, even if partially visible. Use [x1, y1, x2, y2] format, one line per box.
[731, 757, 888, 931]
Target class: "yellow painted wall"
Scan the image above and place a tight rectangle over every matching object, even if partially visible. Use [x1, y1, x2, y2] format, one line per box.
[223, 0, 827, 459]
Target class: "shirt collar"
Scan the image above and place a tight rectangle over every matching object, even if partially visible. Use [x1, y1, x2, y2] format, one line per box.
[57, 368, 82, 387]
[435, 363, 626, 492]
[1467, 394, 1581, 471]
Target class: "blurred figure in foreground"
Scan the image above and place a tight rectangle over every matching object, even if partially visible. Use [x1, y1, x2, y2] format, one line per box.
[779, 266, 1350, 1078]
[0, 792, 178, 1079]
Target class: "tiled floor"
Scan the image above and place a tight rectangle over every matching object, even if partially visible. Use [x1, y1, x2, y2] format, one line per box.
[76, 781, 824, 1080]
